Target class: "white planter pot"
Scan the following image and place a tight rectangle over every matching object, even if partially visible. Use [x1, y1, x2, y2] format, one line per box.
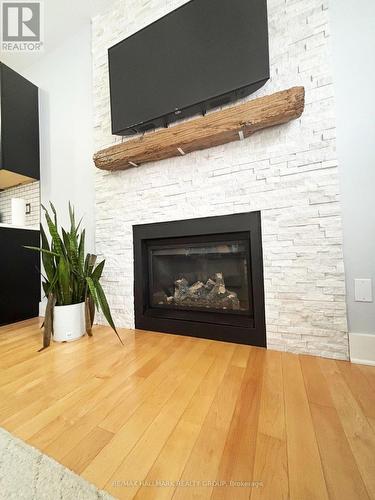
[53, 302, 86, 342]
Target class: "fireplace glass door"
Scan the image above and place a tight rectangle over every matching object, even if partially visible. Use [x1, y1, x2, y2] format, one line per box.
[148, 233, 253, 319]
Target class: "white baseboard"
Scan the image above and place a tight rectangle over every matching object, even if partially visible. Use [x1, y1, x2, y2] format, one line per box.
[349, 332, 375, 366]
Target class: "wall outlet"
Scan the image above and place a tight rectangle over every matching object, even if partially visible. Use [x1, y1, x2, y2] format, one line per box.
[354, 279, 373, 302]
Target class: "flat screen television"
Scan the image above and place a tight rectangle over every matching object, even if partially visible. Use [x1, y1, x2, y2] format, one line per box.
[108, 0, 269, 136]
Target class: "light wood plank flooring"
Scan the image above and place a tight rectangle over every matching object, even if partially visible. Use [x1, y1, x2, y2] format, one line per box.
[0, 318, 375, 499]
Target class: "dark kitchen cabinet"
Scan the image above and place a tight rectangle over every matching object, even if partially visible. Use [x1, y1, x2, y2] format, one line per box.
[0, 227, 40, 325]
[0, 62, 40, 189]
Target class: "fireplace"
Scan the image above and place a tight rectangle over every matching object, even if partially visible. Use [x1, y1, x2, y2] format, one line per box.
[133, 212, 266, 347]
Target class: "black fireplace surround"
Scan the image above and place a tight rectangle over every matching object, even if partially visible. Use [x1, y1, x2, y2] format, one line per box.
[133, 212, 266, 347]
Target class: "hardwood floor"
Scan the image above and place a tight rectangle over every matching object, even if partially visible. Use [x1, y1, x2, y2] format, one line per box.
[0, 318, 375, 499]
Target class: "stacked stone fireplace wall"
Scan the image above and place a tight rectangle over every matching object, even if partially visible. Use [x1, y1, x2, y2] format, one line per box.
[92, 0, 349, 359]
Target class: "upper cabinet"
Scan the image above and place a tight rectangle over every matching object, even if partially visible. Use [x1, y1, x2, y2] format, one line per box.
[0, 63, 40, 189]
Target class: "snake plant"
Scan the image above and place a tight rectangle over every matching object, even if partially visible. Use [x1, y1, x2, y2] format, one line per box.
[26, 203, 123, 349]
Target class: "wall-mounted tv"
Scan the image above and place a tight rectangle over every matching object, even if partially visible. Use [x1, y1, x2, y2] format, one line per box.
[108, 0, 269, 136]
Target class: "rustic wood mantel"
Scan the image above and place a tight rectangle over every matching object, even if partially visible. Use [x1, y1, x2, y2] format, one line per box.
[94, 86, 305, 171]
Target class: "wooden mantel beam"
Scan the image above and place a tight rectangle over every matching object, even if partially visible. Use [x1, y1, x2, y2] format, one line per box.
[94, 86, 305, 171]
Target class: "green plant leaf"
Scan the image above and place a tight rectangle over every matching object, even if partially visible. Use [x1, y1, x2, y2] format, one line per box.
[42, 281, 50, 296]
[40, 223, 50, 251]
[86, 277, 99, 309]
[42, 205, 64, 257]
[69, 202, 74, 230]
[78, 229, 85, 270]
[24, 246, 59, 257]
[75, 216, 83, 235]
[68, 232, 79, 264]
[57, 256, 72, 305]
[94, 280, 123, 345]
[62, 228, 70, 253]
[49, 201, 58, 228]
[92, 260, 105, 282]
[83, 253, 90, 277]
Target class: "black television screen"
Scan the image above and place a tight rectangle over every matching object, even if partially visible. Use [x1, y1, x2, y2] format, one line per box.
[108, 0, 269, 136]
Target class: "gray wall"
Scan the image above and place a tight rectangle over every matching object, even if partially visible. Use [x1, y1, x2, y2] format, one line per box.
[330, 0, 375, 334]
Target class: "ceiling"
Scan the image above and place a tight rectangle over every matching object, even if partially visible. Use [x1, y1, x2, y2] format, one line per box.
[0, 0, 118, 71]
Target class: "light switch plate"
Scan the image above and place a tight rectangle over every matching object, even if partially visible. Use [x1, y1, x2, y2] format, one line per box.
[355, 279, 373, 302]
